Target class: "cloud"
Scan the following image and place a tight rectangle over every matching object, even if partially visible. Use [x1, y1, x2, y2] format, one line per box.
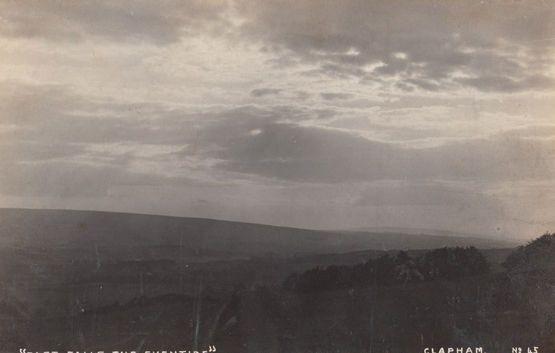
[0, 0, 229, 44]
[195, 117, 555, 183]
[353, 182, 495, 207]
[351, 181, 507, 227]
[320, 92, 354, 101]
[250, 88, 282, 97]
[4, 82, 554, 190]
[0, 82, 217, 198]
[456, 75, 555, 93]
[0, 81, 200, 146]
[0, 141, 87, 162]
[2, 1, 553, 93]
[503, 125, 555, 139]
[0, 150, 213, 198]
[0, 160, 149, 197]
[237, 0, 555, 92]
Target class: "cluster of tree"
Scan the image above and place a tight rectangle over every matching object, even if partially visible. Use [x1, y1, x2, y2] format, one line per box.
[284, 247, 490, 293]
[503, 232, 555, 271]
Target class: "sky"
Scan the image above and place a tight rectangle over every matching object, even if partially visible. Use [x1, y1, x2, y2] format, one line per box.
[0, 0, 554, 239]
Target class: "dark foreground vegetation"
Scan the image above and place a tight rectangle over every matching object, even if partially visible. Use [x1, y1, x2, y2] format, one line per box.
[0, 210, 553, 353]
[284, 247, 489, 292]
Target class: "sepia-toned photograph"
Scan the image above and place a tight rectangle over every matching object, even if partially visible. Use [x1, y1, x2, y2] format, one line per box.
[0, 1, 554, 352]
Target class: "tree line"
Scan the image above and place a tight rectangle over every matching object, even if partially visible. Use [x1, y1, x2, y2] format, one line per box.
[284, 246, 490, 292]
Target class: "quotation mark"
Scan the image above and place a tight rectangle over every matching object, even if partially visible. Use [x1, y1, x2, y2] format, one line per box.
[208, 346, 217, 352]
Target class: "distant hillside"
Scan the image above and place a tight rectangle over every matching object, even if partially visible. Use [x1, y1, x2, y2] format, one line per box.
[0, 208, 516, 258]
[350, 226, 514, 241]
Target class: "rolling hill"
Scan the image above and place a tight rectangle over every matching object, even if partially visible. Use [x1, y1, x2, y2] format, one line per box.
[0, 208, 516, 258]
